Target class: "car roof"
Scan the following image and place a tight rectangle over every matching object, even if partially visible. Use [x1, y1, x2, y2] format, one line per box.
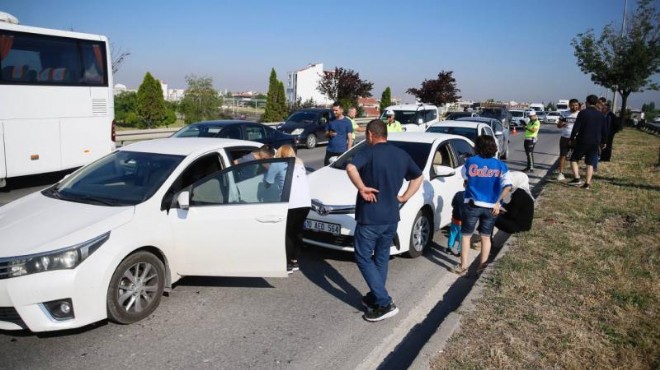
[189, 120, 260, 126]
[292, 108, 329, 113]
[119, 138, 261, 156]
[428, 120, 486, 129]
[387, 132, 467, 144]
[385, 104, 438, 111]
[456, 117, 498, 124]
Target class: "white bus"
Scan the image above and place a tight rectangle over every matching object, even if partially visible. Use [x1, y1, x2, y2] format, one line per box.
[0, 13, 115, 188]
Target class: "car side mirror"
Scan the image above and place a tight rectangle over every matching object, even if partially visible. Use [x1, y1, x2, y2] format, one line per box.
[495, 130, 504, 136]
[433, 165, 456, 178]
[177, 191, 190, 210]
[328, 156, 339, 165]
[417, 118, 424, 125]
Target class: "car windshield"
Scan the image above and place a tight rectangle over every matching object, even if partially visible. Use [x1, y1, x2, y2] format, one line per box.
[380, 110, 420, 124]
[427, 126, 479, 142]
[286, 111, 318, 124]
[43, 151, 184, 206]
[330, 140, 431, 171]
[510, 111, 524, 117]
[480, 109, 503, 118]
[173, 125, 228, 138]
[547, 112, 560, 116]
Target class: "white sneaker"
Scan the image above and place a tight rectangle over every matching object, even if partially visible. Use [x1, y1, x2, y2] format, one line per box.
[556, 173, 565, 181]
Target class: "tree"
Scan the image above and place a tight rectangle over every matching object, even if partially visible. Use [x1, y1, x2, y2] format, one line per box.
[136, 72, 167, 128]
[317, 67, 373, 108]
[179, 74, 222, 124]
[114, 91, 138, 126]
[111, 44, 131, 74]
[406, 70, 461, 106]
[572, 0, 660, 120]
[263, 68, 288, 122]
[380, 87, 392, 111]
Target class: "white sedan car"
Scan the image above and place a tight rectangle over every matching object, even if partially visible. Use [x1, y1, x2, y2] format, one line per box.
[426, 120, 502, 159]
[0, 138, 294, 332]
[303, 133, 474, 257]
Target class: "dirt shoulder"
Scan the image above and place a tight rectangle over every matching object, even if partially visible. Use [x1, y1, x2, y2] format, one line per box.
[431, 129, 659, 369]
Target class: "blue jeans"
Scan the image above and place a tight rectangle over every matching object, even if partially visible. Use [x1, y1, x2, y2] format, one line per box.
[354, 223, 397, 307]
[462, 203, 496, 236]
[447, 221, 462, 251]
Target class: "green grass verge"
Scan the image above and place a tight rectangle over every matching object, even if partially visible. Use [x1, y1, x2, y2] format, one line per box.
[432, 129, 659, 369]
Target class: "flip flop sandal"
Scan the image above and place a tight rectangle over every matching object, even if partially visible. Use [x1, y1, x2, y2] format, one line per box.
[451, 264, 468, 276]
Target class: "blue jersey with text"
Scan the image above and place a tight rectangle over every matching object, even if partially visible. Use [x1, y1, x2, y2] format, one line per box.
[460, 155, 512, 208]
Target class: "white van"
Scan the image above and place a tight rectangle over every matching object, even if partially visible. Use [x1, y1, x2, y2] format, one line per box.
[380, 104, 439, 132]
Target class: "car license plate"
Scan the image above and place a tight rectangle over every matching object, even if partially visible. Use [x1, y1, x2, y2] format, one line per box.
[304, 219, 341, 235]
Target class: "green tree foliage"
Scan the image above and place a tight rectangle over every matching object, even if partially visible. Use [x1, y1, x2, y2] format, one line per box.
[380, 87, 392, 111]
[136, 72, 167, 128]
[263, 68, 288, 122]
[317, 67, 373, 109]
[572, 0, 659, 119]
[179, 74, 222, 124]
[114, 91, 138, 126]
[288, 97, 317, 116]
[546, 102, 557, 111]
[407, 70, 461, 106]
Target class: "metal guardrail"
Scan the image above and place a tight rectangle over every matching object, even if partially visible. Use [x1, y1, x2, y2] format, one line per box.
[637, 121, 660, 136]
[115, 118, 373, 146]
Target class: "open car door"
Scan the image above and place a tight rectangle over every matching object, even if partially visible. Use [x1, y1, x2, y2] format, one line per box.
[169, 158, 294, 278]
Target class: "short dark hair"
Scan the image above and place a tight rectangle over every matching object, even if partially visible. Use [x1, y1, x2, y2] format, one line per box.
[366, 119, 387, 138]
[569, 98, 579, 105]
[332, 101, 342, 108]
[475, 135, 498, 158]
[586, 95, 599, 106]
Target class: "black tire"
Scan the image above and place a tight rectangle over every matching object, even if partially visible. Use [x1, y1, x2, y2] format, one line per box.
[107, 251, 165, 324]
[305, 134, 317, 149]
[406, 210, 432, 258]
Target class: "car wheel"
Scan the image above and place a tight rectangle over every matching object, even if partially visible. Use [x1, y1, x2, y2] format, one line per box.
[406, 210, 432, 258]
[305, 134, 317, 149]
[107, 251, 165, 324]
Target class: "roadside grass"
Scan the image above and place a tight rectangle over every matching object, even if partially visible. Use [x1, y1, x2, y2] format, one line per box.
[432, 129, 659, 369]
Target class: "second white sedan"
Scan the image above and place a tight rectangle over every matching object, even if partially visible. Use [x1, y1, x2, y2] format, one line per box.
[303, 133, 474, 258]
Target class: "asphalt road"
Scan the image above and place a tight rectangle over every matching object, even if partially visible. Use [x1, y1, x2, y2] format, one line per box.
[0, 125, 562, 369]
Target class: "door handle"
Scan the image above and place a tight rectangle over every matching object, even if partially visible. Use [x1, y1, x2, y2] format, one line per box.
[256, 215, 284, 223]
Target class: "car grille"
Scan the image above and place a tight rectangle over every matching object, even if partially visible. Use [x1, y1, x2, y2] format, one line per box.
[303, 230, 354, 246]
[0, 307, 26, 328]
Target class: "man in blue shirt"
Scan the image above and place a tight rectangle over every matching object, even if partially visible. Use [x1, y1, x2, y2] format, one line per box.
[324, 102, 353, 165]
[347, 119, 423, 322]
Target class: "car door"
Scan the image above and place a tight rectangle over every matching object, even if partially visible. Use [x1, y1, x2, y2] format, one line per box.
[429, 140, 465, 227]
[168, 158, 294, 277]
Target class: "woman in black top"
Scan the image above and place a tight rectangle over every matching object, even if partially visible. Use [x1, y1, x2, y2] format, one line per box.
[495, 171, 534, 234]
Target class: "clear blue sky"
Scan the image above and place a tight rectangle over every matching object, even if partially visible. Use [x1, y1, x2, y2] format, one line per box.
[4, 0, 659, 108]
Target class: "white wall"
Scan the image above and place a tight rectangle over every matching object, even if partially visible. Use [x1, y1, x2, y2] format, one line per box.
[288, 63, 331, 106]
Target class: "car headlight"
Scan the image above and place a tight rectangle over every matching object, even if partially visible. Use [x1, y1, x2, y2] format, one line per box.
[3, 232, 109, 278]
[291, 128, 304, 135]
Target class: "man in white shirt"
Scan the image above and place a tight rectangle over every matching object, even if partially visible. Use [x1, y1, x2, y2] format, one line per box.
[556, 99, 580, 180]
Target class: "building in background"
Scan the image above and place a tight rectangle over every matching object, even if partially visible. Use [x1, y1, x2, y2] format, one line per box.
[358, 97, 380, 117]
[287, 63, 332, 107]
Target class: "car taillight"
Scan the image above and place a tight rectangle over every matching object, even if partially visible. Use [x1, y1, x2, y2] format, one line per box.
[111, 120, 116, 142]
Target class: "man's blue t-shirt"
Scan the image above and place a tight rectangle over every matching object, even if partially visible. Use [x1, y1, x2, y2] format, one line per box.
[460, 155, 512, 208]
[350, 142, 422, 225]
[327, 117, 353, 153]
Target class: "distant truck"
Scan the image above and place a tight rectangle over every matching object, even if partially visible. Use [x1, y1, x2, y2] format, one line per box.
[557, 100, 570, 112]
[529, 103, 545, 112]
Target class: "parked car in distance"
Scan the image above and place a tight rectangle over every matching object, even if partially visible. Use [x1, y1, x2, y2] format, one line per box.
[303, 132, 474, 258]
[380, 103, 440, 132]
[535, 111, 547, 122]
[456, 116, 509, 159]
[172, 120, 297, 149]
[509, 109, 531, 127]
[544, 111, 561, 125]
[479, 106, 512, 129]
[445, 111, 480, 120]
[276, 108, 333, 149]
[0, 138, 295, 332]
[426, 120, 502, 159]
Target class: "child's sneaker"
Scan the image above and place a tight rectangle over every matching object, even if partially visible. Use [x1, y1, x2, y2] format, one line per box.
[556, 173, 565, 181]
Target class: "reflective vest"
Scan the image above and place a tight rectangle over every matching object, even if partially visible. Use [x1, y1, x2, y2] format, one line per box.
[525, 119, 540, 139]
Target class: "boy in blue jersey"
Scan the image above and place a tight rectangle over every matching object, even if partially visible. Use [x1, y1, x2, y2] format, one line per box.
[453, 135, 512, 276]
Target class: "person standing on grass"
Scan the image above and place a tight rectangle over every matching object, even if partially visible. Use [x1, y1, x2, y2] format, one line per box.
[324, 102, 353, 165]
[347, 119, 422, 322]
[523, 111, 541, 173]
[599, 97, 621, 162]
[452, 135, 512, 277]
[556, 99, 580, 181]
[568, 95, 609, 190]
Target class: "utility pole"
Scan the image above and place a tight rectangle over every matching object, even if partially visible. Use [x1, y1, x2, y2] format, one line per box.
[613, 0, 628, 114]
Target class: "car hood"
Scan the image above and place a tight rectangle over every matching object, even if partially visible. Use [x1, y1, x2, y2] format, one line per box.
[308, 167, 358, 206]
[0, 192, 134, 257]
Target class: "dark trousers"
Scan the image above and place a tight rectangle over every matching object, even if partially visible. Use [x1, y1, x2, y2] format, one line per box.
[600, 132, 616, 162]
[495, 216, 522, 234]
[286, 207, 310, 262]
[524, 138, 537, 169]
